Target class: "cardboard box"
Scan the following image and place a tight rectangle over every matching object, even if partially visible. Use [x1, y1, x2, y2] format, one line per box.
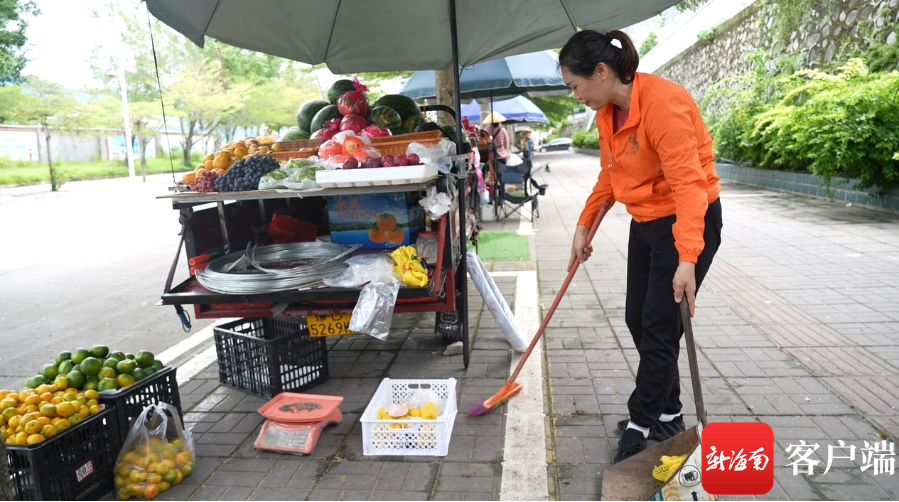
[327, 192, 425, 249]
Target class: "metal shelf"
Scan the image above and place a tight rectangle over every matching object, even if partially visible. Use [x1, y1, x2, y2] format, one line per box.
[158, 181, 435, 206]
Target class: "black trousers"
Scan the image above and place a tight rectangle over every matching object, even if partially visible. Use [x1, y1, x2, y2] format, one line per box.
[625, 198, 723, 429]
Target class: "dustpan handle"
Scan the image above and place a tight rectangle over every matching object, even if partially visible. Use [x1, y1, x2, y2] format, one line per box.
[508, 201, 610, 383]
[681, 300, 707, 427]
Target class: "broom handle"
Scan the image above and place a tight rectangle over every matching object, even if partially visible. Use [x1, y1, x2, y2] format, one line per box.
[508, 201, 610, 383]
[681, 300, 708, 427]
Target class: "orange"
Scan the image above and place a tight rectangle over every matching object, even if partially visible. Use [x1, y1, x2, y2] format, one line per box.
[68, 413, 84, 426]
[117, 462, 131, 477]
[36, 416, 50, 426]
[144, 483, 159, 499]
[368, 228, 387, 244]
[41, 424, 56, 439]
[122, 451, 139, 465]
[117, 487, 131, 500]
[14, 431, 28, 444]
[172, 470, 183, 485]
[386, 228, 405, 244]
[180, 461, 194, 477]
[158, 481, 170, 493]
[23, 420, 42, 435]
[89, 405, 102, 415]
[116, 374, 136, 389]
[55, 402, 75, 418]
[26, 433, 44, 445]
[203, 159, 214, 170]
[23, 394, 42, 406]
[129, 469, 147, 483]
[39, 392, 53, 402]
[376, 213, 397, 231]
[83, 390, 99, 401]
[145, 473, 162, 484]
[40, 403, 56, 417]
[175, 451, 192, 466]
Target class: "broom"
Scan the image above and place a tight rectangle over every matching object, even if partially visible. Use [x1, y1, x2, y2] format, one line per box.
[469, 201, 611, 416]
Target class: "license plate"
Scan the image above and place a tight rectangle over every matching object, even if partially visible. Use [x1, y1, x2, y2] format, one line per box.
[306, 314, 354, 337]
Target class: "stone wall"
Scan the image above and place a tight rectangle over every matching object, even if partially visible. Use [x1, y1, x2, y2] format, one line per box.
[656, 0, 899, 103]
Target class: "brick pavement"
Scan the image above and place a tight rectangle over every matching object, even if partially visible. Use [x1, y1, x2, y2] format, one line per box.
[136, 152, 899, 501]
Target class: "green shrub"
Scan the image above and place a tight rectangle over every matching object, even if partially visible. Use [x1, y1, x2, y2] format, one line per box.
[572, 129, 599, 148]
[703, 54, 899, 193]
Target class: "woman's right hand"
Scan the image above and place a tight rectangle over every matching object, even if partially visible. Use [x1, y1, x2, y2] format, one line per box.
[567, 225, 592, 272]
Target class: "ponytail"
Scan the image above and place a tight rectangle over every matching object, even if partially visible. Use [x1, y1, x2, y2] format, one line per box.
[559, 30, 639, 84]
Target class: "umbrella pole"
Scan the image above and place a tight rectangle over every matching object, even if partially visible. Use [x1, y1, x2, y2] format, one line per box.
[448, 0, 470, 368]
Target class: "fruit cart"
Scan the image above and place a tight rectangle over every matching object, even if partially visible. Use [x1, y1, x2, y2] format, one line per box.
[157, 147, 477, 369]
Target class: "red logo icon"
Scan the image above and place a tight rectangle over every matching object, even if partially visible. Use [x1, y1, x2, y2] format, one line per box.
[702, 422, 774, 495]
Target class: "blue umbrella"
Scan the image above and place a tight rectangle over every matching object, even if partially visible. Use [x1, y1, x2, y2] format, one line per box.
[461, 96, 549, 124]
[399, 51, 569, 101]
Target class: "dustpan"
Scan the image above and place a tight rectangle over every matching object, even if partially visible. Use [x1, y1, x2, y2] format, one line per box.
[601, 301, 714, 501]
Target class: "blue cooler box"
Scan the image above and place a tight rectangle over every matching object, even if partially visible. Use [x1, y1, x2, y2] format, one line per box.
[327, 192, 425, 249]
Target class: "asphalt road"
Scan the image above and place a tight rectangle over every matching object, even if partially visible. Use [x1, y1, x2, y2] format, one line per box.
[0, 174, 215, 390]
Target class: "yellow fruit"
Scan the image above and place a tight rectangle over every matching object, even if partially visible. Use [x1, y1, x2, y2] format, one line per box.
[409, 409, 421, 417]
[68, 413, 84, 426]
[23, 394, 41, 406]
[23, 404, 38, 415]
[83, 390, 99, 401]
[40, 404, 56, 417]
[14, 431, 28, 444]
[52, 375, 68, 391]
[39, 392, 53, 402]
[41, 424, 57, 439]
[55, 402, 75, 418]
[26, 434, 45, 445]
[158, 481, 170, 493]
[0, 398, 16, 410]
[36, 416, 50, 426]
[7, 416, 20, 430]
[144, 483, 160, 499]
[116, 374, 135, 389]
[117, 487, 131, 500]
[23, 420, 42, 435]
[129, 469, 148, 483]
[5, 393, 19, 404]
[89, 405, 102, 415]
[1, 407, 17, 420]
[0, 429, 9, 442]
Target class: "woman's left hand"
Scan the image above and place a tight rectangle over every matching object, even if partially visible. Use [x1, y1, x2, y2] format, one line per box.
[673, 261, 696, 317]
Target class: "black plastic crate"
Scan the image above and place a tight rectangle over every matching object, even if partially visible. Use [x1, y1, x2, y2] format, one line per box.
[97, 366, 182, 446]
[7, 407, 120, 501]
[213, 317, 329, 399]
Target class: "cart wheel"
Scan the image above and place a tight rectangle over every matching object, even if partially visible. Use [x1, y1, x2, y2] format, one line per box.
[435, 311, 463, 343]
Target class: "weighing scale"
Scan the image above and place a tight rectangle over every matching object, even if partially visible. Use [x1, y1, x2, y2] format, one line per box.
[253, 393, 344, 455]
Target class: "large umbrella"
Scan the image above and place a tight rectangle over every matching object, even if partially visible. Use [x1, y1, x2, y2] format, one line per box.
[145, 1, 683, 75]
[399, 51, 568, 101]
[461, 97, 549, 124]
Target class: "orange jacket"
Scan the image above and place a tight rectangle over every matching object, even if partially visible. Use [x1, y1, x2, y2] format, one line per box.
[577, 72, 720, 263]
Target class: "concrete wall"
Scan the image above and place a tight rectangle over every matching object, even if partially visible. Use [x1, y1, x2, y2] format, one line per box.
[655, 0, 899, 104]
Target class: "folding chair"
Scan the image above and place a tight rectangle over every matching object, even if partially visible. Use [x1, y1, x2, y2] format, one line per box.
[492, 159, 548, 222]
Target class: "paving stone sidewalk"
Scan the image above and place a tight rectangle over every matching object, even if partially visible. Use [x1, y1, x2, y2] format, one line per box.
[138, 152, 898, 501]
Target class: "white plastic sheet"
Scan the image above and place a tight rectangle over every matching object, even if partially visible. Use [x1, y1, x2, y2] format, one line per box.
[466, 250, 527, 352]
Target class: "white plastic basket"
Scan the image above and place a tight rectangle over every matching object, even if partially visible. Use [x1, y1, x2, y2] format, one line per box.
[360, 378, 457, 456]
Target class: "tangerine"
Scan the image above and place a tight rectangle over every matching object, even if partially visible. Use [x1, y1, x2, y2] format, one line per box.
[144, 483, 159, 499]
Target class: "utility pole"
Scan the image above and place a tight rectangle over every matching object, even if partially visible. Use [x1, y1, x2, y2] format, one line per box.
[112, 0, 135, 179]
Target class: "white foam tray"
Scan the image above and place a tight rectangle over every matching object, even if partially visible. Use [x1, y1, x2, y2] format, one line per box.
[315, 164, 437, 188]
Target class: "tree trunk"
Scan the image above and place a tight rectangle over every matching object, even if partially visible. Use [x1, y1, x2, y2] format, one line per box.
[1, 441, 13, 500]
[434, 68, 456, 127]
[136, 122, 147, 182]
[43, 127, 60, 192]
[182, 120, 196, 167]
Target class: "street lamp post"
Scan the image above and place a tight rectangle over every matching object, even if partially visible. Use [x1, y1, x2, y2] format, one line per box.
[112, 0, 135, 179]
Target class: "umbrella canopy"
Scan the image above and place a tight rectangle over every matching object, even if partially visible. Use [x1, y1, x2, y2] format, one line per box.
[461, 97, 549, 124]
[144, 0, 682, 74]
[399, 51, 568, 101]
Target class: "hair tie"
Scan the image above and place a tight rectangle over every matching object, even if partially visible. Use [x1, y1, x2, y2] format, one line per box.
[610, 38, 622, 49]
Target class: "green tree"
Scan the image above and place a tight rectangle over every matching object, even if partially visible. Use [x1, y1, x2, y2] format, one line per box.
[0, 83, 26, 122]
[16, 78, 91, 191]
[169, 62, 250, 165]
[0, 0, 39, 85]
[639, 32, 659, 57]
[530, 94, 583, 132]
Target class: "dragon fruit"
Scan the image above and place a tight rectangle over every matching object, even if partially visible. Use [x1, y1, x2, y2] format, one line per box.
[362, 124, 391, 138]
[336, 77, 370, 117]
[339, 114, 369, 134]
[311, 127, 339, 140]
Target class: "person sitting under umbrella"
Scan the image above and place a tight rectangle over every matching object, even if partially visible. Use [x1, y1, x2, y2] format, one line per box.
[482, 111, 509, 179]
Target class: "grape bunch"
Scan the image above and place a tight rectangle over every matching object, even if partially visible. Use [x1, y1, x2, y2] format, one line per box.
[214, 154, 281, 192]
[190, 170, 219, 193]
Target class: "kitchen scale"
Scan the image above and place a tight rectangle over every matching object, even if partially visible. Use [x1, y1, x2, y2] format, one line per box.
[253, 392, 344, 455]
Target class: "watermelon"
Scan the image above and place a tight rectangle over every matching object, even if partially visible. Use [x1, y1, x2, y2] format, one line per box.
[281, 127, 310, 141]
[327, 79, 358, 104]
[339, 114, 368, 135]
[310, 105, 343, 133]
[372, 94, 421, 121]
[368, 106, 402, 130]
[401, 114, 426, 131]
[337, 91, 369, 117]
[296, 100, 329, 132]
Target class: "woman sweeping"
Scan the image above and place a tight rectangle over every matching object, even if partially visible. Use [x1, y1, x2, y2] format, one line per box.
[560, 30, 723, 463]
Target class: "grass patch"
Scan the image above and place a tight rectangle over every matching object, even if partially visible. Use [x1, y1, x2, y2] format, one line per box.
[474, 231, 530, 261]
[0, 156, 195, 185]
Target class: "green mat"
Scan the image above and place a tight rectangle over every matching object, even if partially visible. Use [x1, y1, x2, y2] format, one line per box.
[474, 231, 530, 261]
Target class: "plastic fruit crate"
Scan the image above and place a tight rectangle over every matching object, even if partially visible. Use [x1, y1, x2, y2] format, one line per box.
[6, 407, 120, 501]
[360, 378, 457, 456]
[98, 365, 182, 446]
[213, 317, 329, 399]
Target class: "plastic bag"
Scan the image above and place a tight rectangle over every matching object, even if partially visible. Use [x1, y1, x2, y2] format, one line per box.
[506, 153, 523, 167]
[332, 130, 371, 146]
[419, 191, 453, 218]
[349, 278, 400, 340]
[466, 250, 527, 352]
[322, 254, 399, 288]
[389, 245, 428, 287]
[113, 403, 196, 500]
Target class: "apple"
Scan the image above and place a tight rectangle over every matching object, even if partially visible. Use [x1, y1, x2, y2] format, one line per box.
[406, 153, 420, 165]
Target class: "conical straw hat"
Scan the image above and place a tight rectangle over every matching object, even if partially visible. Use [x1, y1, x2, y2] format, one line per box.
[481, 111, 507, 124]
